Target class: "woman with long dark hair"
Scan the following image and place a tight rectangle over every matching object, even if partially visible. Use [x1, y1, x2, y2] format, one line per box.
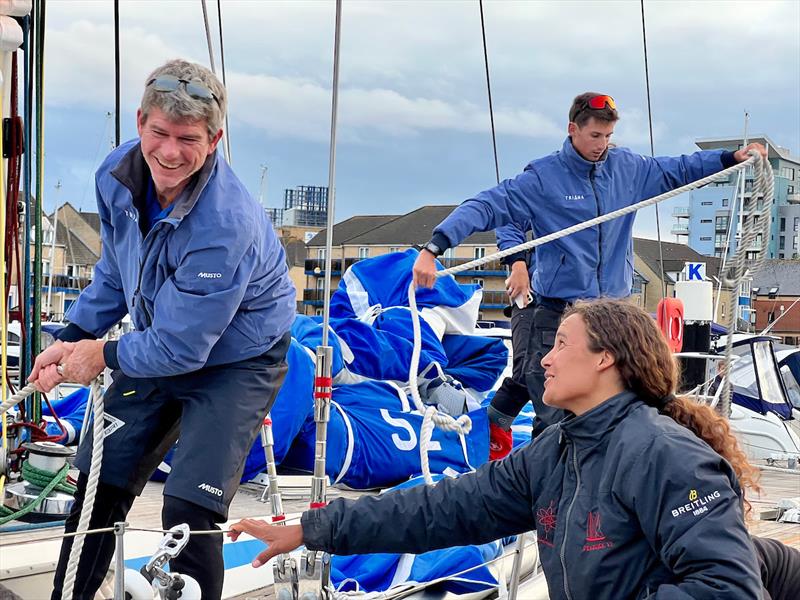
[231, 299, 767, 598]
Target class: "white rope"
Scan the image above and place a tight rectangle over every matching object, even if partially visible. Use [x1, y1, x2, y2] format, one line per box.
[437, 155, 759, 277]
[407, 154, 764, 485]
[408, 280, 472, 485]
[61, 379, 105, 600]
[0, 383, 37, 415]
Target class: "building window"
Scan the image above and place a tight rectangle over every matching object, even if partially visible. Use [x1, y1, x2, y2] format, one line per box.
[317, 248, 325, 260]
[789, 185, 795, 194]
[700, 201, 713, 206]
[358, 247, 370, 259]
[700, 236, 712, 241]
[472, 278, 484, 288]
[315, 308, 324, 316]
[473, 247, 486, 271]
[715, 216, 729, 231]
[781, 217, 786, 231]
[700, 219, 712, 224]
[780, 236, 785, 250]
[715, 233, 726, 246]
[779, 253, 784, 259]
[795, 217, 799, 232]
[722, 199, 729, 207]
[389, 246, 401, 253]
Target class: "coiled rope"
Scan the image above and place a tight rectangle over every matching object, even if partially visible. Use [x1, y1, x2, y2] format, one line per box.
[407, 152, 766, 484]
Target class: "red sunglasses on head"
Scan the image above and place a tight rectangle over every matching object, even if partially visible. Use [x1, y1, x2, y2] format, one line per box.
[587, 95, 616, 110]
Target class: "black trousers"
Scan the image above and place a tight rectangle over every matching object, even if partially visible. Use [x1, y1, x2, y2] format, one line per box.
[52, 338, 289, 600]
[490, 298, 568, 437]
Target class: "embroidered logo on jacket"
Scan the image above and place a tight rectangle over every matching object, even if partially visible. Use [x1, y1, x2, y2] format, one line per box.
[564, 194, 586, 201]
[197, 482, 224, 497]
[670, 489, 721, 518]
[536, 500, 558, 547]
[198, 272, 223, 279]
[582, 511, 613, 552]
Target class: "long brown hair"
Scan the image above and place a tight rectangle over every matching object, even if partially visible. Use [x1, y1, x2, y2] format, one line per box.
[564, 299, 760, 507]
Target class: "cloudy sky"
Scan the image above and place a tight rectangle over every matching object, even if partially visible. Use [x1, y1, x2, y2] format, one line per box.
[41, 0, 799, 239]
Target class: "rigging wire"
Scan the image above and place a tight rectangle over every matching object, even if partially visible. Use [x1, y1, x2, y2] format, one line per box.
[216, 0, 232, 164]
[639, 0, 667, 300]
[478, 0, 500, 185]
[113, 0, 120, 148]
[200, 0, 217, 73]
[22, 14, 34, 429]
[32, 0, 46, 424]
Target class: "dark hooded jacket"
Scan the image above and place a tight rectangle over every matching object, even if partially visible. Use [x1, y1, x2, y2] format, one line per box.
[303, 392, 762, 599]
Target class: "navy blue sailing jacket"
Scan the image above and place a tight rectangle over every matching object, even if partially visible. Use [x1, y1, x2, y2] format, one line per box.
[302, 392, 762, 599]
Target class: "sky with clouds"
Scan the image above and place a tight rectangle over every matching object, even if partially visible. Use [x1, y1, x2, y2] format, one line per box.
[40, 0, 800, 240]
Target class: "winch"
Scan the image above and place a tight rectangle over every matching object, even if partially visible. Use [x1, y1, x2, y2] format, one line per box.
[2, 441, 76, 521]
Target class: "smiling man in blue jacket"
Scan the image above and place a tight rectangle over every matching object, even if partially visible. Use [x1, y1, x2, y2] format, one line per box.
[29, 59, 295, 599]
[413, 92, 766, 455]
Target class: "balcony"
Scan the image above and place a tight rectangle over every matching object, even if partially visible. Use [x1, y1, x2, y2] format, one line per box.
[788, 193, 800, 204]
[479, 290, 509, 309]
[305, 256, 510, 278]
[302, 288, 334, 306]
[304, 257, 360, 276]
[41, 272, 93, 291]
[440, 257, 508, 277]
[672, 206, 690, 217]
[670, 224, 689, 235]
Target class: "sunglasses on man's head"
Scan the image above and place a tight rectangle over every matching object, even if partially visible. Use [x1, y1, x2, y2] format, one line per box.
[587, 95, 616, 110]
[146, 75, 220, 106]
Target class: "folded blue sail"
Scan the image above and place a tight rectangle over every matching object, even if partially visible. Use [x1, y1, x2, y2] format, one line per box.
[330, 476, 501, 594]
[281, 381, 489, 489]
[292, 314, 447, 384]
[330, 249, 482, 337]
[441, 334, 509, 392]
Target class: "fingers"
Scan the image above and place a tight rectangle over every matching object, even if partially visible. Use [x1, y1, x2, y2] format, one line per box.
[252, 546, 279, 568]
[33, 363, 63, 393]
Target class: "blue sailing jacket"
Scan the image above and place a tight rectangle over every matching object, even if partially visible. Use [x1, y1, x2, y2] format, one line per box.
[64, 140, 296, 378]
[303, 392, 762, 599]
[432, 138, 730, 302]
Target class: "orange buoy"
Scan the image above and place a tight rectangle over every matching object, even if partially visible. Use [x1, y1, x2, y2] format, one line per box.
[657, 297, 684, 352]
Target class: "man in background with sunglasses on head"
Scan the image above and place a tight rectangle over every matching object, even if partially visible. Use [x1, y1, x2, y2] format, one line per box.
[413, 91, 766, 457]
[29, 59, 295, 599]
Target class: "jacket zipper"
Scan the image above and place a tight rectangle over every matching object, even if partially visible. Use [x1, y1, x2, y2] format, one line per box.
[589, 165, 602, 294]
[560, 441, 581, 600]
[133, 223, 162, 328]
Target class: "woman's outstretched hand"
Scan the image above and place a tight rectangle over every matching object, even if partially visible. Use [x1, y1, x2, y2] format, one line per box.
[228, 519, 305, 567]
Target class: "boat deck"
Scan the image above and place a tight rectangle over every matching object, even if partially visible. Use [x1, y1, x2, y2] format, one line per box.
[1, 468, 798, 599]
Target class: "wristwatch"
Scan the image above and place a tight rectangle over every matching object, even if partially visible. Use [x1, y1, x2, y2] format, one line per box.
[422, 240, 443, 257]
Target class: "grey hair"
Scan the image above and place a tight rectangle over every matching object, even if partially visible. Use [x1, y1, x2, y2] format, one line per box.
[140, 59, 227, 138]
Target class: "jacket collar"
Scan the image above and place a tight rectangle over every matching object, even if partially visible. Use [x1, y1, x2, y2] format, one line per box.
[559, 136, 607, 178]
[110, 141, 218, 228]
[558, 390, 641, 447]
